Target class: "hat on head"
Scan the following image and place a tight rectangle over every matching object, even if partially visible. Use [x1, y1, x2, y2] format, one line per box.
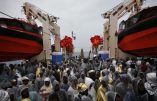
[77, 83, 88, 92]
[22, 76, 29, 81]
[11, 79, 16, 82]
[44, 77, 50, 82]
[146, 72, 157, 85]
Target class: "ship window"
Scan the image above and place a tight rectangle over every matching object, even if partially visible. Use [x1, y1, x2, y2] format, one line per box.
[125, 13, 140, 28]
[119, 20, 126, 30]
[22, 23, 39, 34]
[6, 20, 23, 29]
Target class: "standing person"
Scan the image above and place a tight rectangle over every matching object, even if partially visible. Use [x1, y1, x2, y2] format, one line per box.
[106, 91, 123, 101]
[28, 73, 36, 92]
[0, 89, 10, 101]
[48, 92, 60, 101]
[35, 72, 44, 92]
[67, 76, 79, 101]
[134, 79, 149, 101]
[84, 76, 96, 101]
[97, 76, 111, 101]
[115, 74, 135, 101]
[8, 79, 18, 101]
[78, 72, 85, 84]
[61, 76, 69, 91]
[51, 80, 68, 101]
[18, 87, 31, 101]
[18, 87, 42, 101]
[18, 76, 31, 97]
[144, 72, 157, 101]
[75, 83, 92, 101]
[40, 77, 53, 101]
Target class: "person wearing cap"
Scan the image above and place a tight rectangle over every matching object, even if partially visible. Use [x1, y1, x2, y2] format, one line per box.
[74, 83, 92, 101]
[18, 76, 30, 97]
[88, 70, 96, 81]
[40, 77, 52, 101]
[22, 76, 30, 86]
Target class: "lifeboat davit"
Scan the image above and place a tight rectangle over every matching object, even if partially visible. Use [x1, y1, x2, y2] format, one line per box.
[0, 18, 43, 61]
[118, 6, 157, 57]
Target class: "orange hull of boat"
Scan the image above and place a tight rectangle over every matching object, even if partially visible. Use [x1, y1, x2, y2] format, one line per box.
[0, 26, 43, 61]
[118, 27, 157, 57]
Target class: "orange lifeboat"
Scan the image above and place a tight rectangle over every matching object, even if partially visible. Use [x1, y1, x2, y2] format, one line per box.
[118, 6, 157, 57]
[0, 18, 43, 61]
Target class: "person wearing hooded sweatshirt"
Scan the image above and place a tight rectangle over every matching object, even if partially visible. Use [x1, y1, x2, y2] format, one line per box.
[18, 87, 31, 101]
[40, 77, 53, 101]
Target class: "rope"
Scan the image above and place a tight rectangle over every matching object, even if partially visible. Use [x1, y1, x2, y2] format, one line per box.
[0, 11, 15, 19]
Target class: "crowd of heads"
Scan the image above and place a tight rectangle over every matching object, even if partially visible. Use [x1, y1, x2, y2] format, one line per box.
[0, 56, 157, 101]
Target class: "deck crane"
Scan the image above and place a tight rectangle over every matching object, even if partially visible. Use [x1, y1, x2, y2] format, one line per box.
[102, 0, 143, 58]
[23, 2, 60, 63]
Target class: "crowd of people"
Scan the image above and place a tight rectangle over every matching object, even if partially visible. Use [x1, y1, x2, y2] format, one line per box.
[0, 56, 157, 101]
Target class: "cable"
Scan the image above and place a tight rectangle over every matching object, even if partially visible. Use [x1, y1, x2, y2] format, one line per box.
[0, 11, 15, 19]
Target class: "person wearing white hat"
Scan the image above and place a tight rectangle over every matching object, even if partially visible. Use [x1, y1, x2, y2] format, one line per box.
[18, 76, 30, 97]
